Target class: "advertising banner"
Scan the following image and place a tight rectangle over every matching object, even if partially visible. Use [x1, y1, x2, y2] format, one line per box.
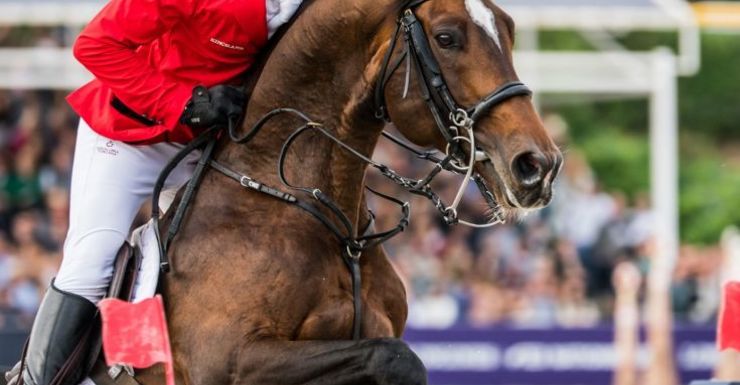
[404, 326, 716, 385]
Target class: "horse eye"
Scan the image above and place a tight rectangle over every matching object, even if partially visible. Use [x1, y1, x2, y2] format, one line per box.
[435, 33, 456, 48]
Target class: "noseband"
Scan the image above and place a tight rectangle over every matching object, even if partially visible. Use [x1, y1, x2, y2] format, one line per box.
[374, 0, 532, 226]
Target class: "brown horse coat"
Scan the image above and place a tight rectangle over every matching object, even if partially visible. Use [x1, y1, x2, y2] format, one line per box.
[135, 1, 561, 384]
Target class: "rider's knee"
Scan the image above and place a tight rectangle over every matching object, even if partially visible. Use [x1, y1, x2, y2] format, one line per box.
[63, 228, 127, 263]
[366, 339, 427, 385]
[55, 229, 127, 302]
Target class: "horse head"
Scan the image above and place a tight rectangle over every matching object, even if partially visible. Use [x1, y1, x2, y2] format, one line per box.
[374, 0, 563, 220]
[226, 0, 562, 226]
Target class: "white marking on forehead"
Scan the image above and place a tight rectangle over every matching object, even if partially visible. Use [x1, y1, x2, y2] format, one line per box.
[464, 0, 502, 51]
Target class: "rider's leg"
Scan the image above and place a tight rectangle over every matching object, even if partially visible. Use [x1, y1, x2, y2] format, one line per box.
[15, 119, 198, 385]
[55, 121, 197, 302]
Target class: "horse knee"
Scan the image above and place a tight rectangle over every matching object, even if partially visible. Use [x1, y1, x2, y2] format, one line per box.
[366, 339, 427, 385]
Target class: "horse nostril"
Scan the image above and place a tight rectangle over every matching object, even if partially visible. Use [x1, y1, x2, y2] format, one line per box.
[513, 151, 545, 187]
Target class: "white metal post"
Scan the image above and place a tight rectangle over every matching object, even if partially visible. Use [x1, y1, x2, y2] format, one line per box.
[649, 48, 679, 284]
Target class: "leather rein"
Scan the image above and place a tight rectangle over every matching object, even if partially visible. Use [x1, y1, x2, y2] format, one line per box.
[151, 0, 532, 341]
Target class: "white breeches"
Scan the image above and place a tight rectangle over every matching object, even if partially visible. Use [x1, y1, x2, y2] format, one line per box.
[54, 120, 199, 303]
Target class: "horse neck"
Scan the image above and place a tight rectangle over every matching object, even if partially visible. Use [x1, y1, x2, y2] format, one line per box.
[218, 0, 396, 231]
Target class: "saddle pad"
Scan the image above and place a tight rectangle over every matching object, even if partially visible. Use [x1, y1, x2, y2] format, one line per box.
[85, 221, 161, 385]
[129, 220, 161, 302]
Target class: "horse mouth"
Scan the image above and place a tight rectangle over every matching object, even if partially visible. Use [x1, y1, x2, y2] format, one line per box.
[475, 157, 552, 221]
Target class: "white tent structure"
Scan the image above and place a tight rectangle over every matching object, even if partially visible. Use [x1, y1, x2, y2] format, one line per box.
[0, 0, 700, 271]
[499, 0, 700, 75]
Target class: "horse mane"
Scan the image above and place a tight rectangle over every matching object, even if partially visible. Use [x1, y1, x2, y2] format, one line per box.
[241, 0, 407, 102]
[240, 0, 317, 101]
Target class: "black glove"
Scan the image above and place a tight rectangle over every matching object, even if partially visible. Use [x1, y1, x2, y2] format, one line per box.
[180, 85, 246, 129]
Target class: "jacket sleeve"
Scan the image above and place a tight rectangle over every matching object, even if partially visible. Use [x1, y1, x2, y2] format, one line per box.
[72, 0, 197, 129]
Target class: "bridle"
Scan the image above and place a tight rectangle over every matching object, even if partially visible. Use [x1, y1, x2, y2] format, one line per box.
[374, 0, 532, 227]
[152, 0, 534, 341]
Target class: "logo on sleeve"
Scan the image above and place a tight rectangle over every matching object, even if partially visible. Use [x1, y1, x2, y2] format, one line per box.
[210, 38, 245, 51]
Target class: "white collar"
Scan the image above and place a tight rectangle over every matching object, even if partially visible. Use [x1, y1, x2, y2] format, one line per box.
[266, 0, 304, 39]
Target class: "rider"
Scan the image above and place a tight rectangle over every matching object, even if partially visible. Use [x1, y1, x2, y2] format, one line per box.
[6, 1, 303, 385]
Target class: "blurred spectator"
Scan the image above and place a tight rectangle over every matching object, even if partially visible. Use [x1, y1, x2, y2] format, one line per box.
[0, 88, 78, 325]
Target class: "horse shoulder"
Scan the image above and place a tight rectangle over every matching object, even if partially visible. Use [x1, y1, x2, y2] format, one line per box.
[363, 247, 409, 337]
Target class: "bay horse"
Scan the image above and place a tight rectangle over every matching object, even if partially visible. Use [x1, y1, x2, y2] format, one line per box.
[139, 0, 563, 384]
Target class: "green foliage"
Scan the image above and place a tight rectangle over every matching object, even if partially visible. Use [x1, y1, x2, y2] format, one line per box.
[537, 30, 595, 51]
[553, 98, 648, 137]
[578, 131, 650, 198]
[678, 136, 740, 244]
[548, 99, 650, 198]
[678, 33, 740, 141]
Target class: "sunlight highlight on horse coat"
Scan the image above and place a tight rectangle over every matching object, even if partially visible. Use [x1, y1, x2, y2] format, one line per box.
[464, 0, 502, 51]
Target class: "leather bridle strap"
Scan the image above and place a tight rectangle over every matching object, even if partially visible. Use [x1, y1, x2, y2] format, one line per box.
[469, 81, 532, 121]
[151, 126, 221, 272]
[275, 121, 412, 252]
[202, 108, 413, 340]
[375, 3, 532, 146]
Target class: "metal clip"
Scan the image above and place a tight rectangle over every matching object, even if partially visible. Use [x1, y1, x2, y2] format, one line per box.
[108, 365, 134, 380]
[443, 207, 458, 225]
[312, 189, 322, 200]
[345, 245, 362, 261]
[108, 365, 122, 380]
[450, 108, 473, 128]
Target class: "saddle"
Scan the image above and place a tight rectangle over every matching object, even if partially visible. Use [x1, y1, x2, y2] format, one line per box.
[87, 226, 148, 385]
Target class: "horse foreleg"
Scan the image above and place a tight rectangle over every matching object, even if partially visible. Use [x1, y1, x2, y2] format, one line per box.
[233, 338, 426, 385]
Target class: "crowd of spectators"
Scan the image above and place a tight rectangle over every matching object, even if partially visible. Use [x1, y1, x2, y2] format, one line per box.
[0, 92, 725, 332]
[0, 88, 78, 330]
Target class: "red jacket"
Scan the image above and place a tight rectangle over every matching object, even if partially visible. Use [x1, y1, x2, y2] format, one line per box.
[67, 0, 267, 144]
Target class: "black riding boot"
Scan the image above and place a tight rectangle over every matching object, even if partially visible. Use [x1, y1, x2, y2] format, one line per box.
[4, 281, 97, 385]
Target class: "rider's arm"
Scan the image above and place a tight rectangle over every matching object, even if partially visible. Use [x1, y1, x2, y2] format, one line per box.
[72, 0, 196, 129]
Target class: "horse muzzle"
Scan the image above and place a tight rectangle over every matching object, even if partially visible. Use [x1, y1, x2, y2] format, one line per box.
[477, 147, 563, 213]
[508, 149, 563, 208]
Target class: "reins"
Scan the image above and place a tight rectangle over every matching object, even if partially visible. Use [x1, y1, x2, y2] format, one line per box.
[151, 0, 533, 341]
[152, 111, 410, 341]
